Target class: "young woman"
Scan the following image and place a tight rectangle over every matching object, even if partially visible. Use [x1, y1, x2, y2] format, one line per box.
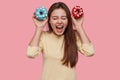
[27, 2, 94, 80]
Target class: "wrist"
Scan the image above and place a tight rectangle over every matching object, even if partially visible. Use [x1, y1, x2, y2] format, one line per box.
[35, 23, 45, 28]
[36, 27, 43, 32]
[75, 24, 83, 30]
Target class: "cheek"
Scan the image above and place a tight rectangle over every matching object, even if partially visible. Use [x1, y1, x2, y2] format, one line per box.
[49, 20, 54, 27]
[50, 23, 55, 28]
[50, 21, 56, 30]
[64, 20, 68, 26]
[50, 20, 56, 25]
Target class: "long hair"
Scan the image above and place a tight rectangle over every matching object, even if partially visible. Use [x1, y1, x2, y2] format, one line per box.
[48, 2, 78, 68]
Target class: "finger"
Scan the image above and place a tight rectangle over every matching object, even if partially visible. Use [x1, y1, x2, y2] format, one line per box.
[76, 15, 84, 22]
[32, 16, 38, 23]
[71, 15, 76, 22]
[80, 14, 84, 19]
[32, 15, 37, 20]
[45, 17, 48, 22]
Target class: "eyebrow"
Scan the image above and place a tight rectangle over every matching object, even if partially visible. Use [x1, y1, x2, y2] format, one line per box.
[52, 16, 67, 17]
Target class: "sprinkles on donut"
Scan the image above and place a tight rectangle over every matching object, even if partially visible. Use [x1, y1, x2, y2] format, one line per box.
[72, 6, 84, 19]
[34, 6, 48, 21]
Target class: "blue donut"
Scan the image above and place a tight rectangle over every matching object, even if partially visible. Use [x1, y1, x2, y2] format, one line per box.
[35, 6, 48, 21]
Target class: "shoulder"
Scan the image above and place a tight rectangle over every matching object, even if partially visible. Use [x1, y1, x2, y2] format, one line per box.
[40, 31, 52, 39]
[41, 31, 50, 36]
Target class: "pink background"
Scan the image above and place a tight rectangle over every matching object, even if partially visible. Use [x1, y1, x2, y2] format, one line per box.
[0, 0, 120, 80]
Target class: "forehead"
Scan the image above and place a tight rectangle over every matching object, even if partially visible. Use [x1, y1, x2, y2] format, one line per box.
[51, 8, 67, 16]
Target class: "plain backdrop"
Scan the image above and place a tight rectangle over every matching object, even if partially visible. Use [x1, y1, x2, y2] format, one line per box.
[0, 0, 120, 80]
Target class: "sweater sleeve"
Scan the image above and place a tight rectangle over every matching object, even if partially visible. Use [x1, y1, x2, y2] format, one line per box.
[76, 32, 95, 57]
[26, 31, 45, 58]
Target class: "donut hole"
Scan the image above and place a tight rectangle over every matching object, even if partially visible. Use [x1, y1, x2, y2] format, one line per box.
[40, 11, 43, 15]
[75, 9, 80, 14]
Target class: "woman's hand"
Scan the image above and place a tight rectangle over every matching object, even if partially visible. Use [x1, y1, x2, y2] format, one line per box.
[71, 15, 84, 30]
[32, 15, 48, 29]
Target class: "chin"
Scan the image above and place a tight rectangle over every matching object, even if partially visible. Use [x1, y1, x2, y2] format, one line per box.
[55, 31, 64, 36]
[56, 33, 63, 36]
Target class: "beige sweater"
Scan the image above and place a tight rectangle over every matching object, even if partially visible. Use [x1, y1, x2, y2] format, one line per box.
[27, 31, 94, 80]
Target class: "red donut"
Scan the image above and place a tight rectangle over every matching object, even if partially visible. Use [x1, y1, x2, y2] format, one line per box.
[72, 6, 83, 19]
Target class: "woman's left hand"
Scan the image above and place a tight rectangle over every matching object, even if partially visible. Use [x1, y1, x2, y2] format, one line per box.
[71, 15, 84, 30]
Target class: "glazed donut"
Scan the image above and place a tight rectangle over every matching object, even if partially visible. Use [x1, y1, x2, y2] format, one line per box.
[72, 6, 84, 19]
[34, 6, 48, 21]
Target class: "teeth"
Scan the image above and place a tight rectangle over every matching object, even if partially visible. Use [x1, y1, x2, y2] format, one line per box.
[56, 26, 63, 29]
[57, 26, 62, 27]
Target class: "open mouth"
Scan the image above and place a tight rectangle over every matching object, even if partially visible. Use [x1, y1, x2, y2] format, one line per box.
[56, 26, 64, 33]
[56, 26, 64, 29]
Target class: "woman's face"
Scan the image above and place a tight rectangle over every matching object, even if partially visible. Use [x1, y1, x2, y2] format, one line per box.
[49, 8, 68, 36]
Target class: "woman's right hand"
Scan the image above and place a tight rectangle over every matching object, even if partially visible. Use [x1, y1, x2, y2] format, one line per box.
[32, 15, 48, 29]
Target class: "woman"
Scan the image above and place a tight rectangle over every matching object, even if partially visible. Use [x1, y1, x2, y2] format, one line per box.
[27, 2, 94, 80]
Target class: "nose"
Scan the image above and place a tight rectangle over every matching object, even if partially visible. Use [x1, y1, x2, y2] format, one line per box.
[57, 19, 62, 24]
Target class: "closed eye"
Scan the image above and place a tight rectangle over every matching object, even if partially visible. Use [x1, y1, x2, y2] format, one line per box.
[61, 16, 67, 20]
[52, 16, 58, 20]
[52, 16, 67, 20]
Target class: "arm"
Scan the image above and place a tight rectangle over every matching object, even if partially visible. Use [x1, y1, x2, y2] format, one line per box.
[76, 24, 91, 44]
[72, 16, 94, 56]
[29, 16, 48, 46]
[27, 16, 48, 58]
[28, 27, 43, 47]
